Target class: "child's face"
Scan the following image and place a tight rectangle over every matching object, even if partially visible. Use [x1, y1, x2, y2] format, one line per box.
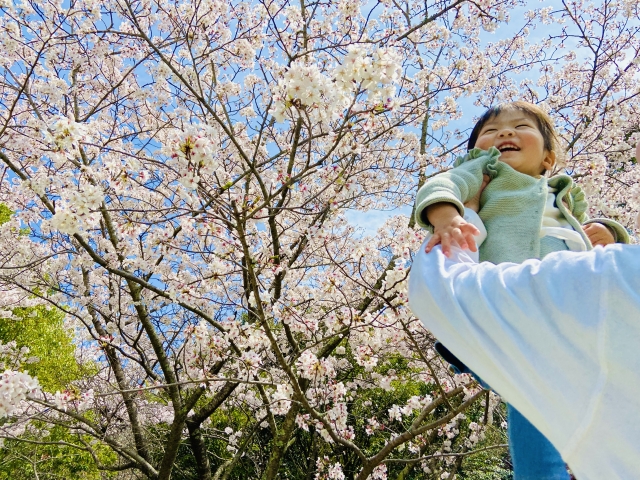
[474, 110, 556, 177]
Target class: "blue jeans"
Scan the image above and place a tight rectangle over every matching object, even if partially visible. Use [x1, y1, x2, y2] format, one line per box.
[507, 405, 570, 480]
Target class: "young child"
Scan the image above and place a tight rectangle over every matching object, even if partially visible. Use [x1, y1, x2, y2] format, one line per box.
[414, 101, 629, 479]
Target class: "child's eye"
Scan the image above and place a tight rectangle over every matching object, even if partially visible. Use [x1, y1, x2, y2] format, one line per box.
[516, 124, 531, 128]
[482, 128, 497, 133]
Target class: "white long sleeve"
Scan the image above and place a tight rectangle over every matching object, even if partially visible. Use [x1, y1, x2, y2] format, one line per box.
[408, 243, 640, 480]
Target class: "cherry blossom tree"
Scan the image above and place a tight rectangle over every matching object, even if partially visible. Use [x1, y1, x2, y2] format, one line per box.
[0, 0, 638, 479]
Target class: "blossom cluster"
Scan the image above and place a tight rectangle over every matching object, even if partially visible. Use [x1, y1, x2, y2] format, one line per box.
[183, 322, 230, 379]
[162, 126, 221, 190]
[0, 370, 39, 418]
[334, 46, 401, 104]
[44, 116, 90, 154]
[48, 182, 104, 235]
[270, 46, 402, 124]
[53, 389, 94, 412]
[296, 350, 336, 380]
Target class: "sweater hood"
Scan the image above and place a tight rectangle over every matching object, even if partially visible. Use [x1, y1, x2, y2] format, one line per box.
[548, 175, 588, 222]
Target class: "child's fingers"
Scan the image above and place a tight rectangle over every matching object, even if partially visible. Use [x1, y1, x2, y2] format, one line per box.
[456, 227, 481, 252]
[588, 229, 602, 240]
[464, 232, 478, 252]
[451, 228, 469, 250]
[583, 224, 598, 240]
[440, 232, 452, 257]
[461, 223, 480, 236]
[425, 233, 441, 253]
[426, 219, 480, 255]
[584, 223, 605, 234]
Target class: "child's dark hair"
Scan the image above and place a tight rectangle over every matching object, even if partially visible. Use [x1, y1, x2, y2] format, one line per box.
[467, 101, 559, 154]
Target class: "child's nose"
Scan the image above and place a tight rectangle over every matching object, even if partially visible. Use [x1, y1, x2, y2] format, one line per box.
[498, 128, 515, 137]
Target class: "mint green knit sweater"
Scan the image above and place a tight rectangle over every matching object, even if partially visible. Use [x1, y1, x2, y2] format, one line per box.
[414, 147, 630, 264]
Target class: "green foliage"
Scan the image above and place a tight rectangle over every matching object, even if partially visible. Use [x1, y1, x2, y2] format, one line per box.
[167, 406, 262, 479]
[0, 204, 89, 390]
[459, 425, 512, 480]
[0, 426, 114, 480]
[0, 204, 105, 478]
[0, 304, 104, 479]
[0, 204, 10, 225]
[0, 306, 86, 391]
[0, 306, 105, 479]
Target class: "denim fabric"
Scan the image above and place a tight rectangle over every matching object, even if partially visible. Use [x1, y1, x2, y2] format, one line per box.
[508, 405, 570, 480]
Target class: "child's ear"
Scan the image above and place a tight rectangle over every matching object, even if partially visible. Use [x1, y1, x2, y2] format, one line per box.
[542, 150, 556, 171]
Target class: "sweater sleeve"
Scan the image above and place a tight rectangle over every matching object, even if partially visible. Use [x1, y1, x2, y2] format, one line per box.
[413, 147, 501, 230]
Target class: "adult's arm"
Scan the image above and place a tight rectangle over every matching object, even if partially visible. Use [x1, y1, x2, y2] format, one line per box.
[408, 243, 640, 480]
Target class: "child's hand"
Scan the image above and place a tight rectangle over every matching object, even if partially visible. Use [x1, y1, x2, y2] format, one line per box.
[424, 203, 480, 256]
[583, 223, 615, 247]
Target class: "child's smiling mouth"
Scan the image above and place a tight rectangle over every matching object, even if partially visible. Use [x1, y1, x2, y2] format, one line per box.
[497, 142, 520, 152]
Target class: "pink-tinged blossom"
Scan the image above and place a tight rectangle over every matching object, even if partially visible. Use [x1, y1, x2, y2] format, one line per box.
[240, 350, 262, 375]
[327, 462, 346, 480]
[366, 417, 381, 436]
[297, 350, 325, 380]
[353, 345, 378, 371]
[296, 413, 310, 432]
[53, 388, 94, 412]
